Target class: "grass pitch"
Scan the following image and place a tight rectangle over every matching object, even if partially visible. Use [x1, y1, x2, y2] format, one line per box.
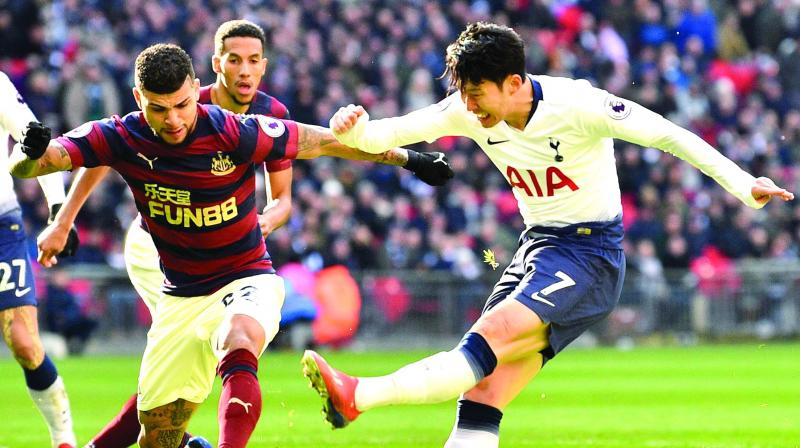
[1, 343, 798, 447]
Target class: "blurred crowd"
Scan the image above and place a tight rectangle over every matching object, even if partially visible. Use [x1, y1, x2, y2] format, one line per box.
[5, 0, 800, 292]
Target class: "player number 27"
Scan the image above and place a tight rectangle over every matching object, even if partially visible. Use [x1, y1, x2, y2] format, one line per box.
[0, 259, 27, 292]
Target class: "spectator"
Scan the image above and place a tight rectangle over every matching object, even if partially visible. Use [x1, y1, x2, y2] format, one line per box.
[61, 53, 122, 130]
[44, 269, 98, 355]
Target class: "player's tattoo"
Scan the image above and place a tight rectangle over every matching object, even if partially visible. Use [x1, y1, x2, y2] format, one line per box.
[155, 429, 183, 447]
[56, 142, 68, 160]
[9, 140, 73, 177]
[141, 400, 193, 425]
[294, 123, 408, 166]
[296, 124, 339, 154]
[140, 399, 195, 446]
[374, 147, 409, 166]
[169, 400, 192, 426]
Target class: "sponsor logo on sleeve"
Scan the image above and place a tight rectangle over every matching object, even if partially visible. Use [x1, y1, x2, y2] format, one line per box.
[604, 95, 632, 120]
[64, 122, 94, 138]
[257, 115, 286, 138]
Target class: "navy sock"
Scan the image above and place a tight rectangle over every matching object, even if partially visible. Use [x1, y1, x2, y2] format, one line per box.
[456, 399, 503, 435]
[457, 332, 497, 380]
[23, 354, 58, 391]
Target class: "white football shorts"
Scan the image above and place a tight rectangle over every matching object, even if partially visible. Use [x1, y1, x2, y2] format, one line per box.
[125, 221, 285, 411]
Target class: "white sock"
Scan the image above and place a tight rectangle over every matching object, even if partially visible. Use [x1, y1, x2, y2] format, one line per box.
[444, 428, 500, 448]
[28, 376, 77, 447]
[355, 350, 478, 411]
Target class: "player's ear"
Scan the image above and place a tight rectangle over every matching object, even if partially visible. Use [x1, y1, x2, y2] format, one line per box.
[132, 87, 143, 109]
[507, 74, 523, 94]
[211, 54, 222, 74]
[261, 56, 269, 75]
[192, 78, 201, 100]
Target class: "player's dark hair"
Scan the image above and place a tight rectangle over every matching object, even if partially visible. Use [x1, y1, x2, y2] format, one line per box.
[443, 22, 526, 91]
[214, 19, 266, 56]
[134, 44, 195, 94]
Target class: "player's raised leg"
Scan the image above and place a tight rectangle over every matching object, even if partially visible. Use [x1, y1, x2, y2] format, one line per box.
[302, 298, 549, 429]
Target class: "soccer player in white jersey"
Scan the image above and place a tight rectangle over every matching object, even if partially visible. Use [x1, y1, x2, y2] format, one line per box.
[0, 71, 78, 448]
[301, 22, 795, 446]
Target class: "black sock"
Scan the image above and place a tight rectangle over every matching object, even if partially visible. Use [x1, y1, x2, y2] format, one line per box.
[455, 399, 503, 435]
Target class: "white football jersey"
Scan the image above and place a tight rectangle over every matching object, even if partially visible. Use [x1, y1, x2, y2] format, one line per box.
[0, 71, 37, 212]
[339, 75, 762, 227]
[0, 71, 65, 214]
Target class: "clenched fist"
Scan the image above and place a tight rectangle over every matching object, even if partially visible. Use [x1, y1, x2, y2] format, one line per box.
[21, 121, 51, 160]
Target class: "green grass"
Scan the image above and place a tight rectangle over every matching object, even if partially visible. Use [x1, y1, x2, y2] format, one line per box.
[1, 344, 799, 447]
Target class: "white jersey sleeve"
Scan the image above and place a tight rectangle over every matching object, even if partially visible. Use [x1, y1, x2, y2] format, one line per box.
[333, 93, 468, 153]
[573, 83, 762, 209]
[0, 72, 36, 141]
[0, 71, 65, 209]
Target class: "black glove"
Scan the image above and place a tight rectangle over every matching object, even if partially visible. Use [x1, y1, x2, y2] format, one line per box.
[404, 150, 454, 186]
[21, 121, 51, 160]
[48, 204, 80, 257]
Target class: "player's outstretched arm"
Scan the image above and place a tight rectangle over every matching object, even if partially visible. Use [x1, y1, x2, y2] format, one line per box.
[293, 123, 454, 186]
[9, 122, 72, 178]
[37, 166, 110, 267]
[294, 122, 408, 165]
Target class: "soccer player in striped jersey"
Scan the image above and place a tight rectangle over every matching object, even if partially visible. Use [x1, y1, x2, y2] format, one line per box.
[37, 20, 450, 448]
[38, 19, 290, 448]
[0, 71, 77, 448]
[10, 43, 450, 448]
[302, 22, 794, 447]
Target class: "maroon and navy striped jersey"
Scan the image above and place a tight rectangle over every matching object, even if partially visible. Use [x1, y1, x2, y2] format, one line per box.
[198, 85, 292, 173]
[57, 104, 299, 296]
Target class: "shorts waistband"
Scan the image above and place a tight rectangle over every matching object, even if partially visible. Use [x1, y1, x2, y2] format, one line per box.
[521, 216, 624, 249]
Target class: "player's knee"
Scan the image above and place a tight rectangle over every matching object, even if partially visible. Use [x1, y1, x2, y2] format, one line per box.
[223, 331, 262, 356]
[11, 341, 43, 369]
[471, 313, 546, 362]
[471, 312, 518, 349]
[223, 316, 266, 354]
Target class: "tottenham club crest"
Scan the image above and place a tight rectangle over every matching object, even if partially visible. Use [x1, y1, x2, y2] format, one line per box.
[211, 151, 236, 176]
[604, 95, 632, 120]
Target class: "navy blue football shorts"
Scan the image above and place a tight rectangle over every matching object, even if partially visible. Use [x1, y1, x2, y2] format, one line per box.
[483, 217, 625, 363]
[0, 210, 37, 310]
